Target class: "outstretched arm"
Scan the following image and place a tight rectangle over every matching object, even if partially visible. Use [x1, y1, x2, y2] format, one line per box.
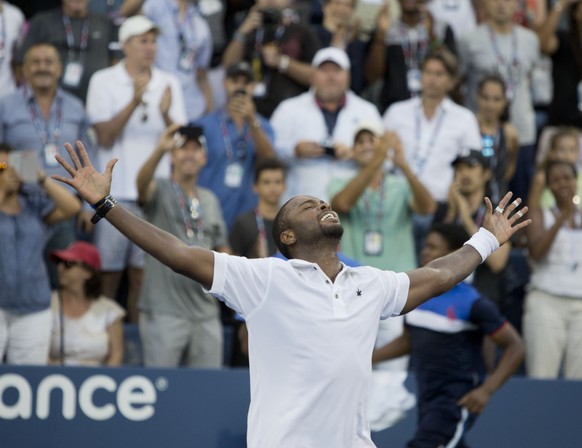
[402, 193, 531, 314]
[53, 141, 215, 289]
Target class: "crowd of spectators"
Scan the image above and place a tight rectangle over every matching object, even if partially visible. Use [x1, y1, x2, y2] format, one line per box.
[1, 0, 581, 386]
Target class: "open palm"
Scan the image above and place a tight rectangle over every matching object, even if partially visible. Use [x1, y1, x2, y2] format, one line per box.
[482, 192, 531, 246]
[52, 141, 117, 205]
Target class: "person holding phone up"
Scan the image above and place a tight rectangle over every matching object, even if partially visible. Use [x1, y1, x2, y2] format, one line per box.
[196, 61, 276, 230]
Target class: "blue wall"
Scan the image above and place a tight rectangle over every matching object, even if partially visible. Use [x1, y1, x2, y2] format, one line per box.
[0, 366, 581, 448]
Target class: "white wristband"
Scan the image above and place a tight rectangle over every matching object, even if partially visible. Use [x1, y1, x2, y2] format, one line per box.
[463, 227, 499, 263]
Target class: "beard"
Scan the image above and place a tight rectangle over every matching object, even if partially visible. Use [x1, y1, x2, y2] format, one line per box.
[321, 222, 344, 240]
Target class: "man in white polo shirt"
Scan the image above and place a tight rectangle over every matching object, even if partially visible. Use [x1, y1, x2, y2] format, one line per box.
[54, 141, 530, 447]
[85, 15, 187, 321]
[271, 47, 383, 202]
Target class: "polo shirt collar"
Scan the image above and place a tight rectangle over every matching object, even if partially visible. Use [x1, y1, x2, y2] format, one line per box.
[288, 258, 349, 277]
[22, 84, 65, 102]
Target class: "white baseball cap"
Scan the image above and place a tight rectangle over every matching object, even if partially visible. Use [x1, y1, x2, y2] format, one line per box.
[353, 121, 384, 141]
[119, 16, 160, 44]
[311, 47, 351, 70]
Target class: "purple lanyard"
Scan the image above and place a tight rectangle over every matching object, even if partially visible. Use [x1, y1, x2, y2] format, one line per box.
[362, 174, 386, 232]
[172, 181, 204, 239]
[399, 23, 427, 70]
[62, 15, 90, 58]
[413, 104, 446, 175]
[26, 91, 63, 145]
[218, 110, 251, 162]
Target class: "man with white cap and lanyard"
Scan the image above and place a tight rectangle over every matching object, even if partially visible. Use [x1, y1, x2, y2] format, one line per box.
[271, 46, 382, 203]
[85, 15, 186, 322]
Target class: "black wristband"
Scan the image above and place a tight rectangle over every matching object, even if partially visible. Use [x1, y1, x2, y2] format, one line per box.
[90, 195, 117, 224]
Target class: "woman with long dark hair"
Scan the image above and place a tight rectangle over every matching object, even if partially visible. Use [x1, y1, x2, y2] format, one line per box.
[476, 74, 520, 203]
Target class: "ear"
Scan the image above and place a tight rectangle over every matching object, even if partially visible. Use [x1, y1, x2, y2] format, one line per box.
[280, 230, 296, 246]
[483, 167, 493, 182]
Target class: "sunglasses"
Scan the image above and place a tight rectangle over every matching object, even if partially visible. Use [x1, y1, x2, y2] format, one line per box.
[61, 260, 87, 270]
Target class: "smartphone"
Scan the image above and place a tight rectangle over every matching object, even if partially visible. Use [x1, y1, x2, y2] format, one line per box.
[9, 150, 40, 183]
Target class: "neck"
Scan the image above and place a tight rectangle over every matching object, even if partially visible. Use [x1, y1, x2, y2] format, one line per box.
[464, 190, 485, 212]
[557, 199, 575, 214]
[488, 19, 513, 34]
[422, 96, 444, 118]
[60, 286, 87, 302]
[478, 113, 499, 131]
[317, 95, 344, 112]
[258, 201, 279, 220]
[33, 86, 57, 102]
[401, 11, 421, 27]
[173, 174, 198, 196]
[293, 245, 343, 281]
[124, 61, 151, 78]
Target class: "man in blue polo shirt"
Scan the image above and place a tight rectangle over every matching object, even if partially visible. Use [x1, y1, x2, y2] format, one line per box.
[196, 61, 275, 229]
[373, 223, 524, 448]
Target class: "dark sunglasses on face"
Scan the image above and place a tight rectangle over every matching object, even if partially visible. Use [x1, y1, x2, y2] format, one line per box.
[61, 260, 85, 269]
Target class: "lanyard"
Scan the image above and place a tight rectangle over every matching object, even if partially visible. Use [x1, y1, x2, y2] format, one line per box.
[480, 126, 500, 168]
[255, 209, 269, 257]
[412, 103, 446, 175]
[62, 15, 90, 58]
[398, 22, 428, 70]
[487, 25, 518, 97]
[167, 0, 195, 47]
[454, 203, 486, 228]
[218, 110, 251, 162]
[172, 181, 204, 240]
[362, 174, 386, 232]
[26, 91, 63, 145]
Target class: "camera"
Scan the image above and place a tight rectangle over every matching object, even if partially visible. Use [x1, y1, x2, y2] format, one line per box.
[259, 8, 281, 26]
[233, 88, 247, 97]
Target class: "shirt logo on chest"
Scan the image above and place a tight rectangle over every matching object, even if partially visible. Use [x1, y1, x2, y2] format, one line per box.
[356, 288, 362, 296]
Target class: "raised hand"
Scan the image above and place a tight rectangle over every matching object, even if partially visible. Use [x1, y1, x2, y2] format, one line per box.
[482, 192, 531, 246]
[52, 141, 117, 205]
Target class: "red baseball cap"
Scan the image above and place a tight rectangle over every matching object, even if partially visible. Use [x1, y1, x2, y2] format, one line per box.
[51, 241, 101, 272]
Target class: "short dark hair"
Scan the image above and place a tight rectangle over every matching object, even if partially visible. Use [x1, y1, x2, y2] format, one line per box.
[24, 42, 62, 64]
[545, 159, 578, 182]
[272, 198, 294, 258]
[428, 223, 470, 253]
[254, 158, 287, 184]
[422, 47, 458, 79]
